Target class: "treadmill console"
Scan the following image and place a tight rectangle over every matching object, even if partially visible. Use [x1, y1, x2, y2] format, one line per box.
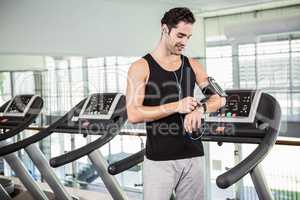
[3, 95, 38, 117]
[205, 90, 262, 123]
[79, 93, 122, 120]
[55, 93, 126, 135]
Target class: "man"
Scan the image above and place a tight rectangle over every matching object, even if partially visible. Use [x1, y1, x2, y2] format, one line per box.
[126, 7, 226, 200]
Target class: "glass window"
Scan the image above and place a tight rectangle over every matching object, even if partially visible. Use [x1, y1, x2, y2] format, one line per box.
[13, 72, 35, 95]
[291, 39, 300, 87]
[292, 93, 300, 116]
[87, 58, 106, 93]
[106, 65, 118, 92]
[53, 59, 72, 112]
[106, 56, 117, 66]
[237, 39, 300, 119]
[257, 41, 290, 89]
[117, 56, 139, 65]
[209, 142, 235, 199]
[116, 64, 130, 93]
[0, 72, 12, 105]
[44, 57, 58, 114]
[239, 44, 256, 88]
[206, 46, 233, 89]
[70, 57, 84, 106]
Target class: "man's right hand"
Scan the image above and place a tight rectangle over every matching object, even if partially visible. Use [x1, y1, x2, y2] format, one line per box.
[176, 96, 198, 114]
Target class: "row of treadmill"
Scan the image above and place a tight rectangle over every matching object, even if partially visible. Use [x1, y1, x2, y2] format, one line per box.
[0, 89, 281, 200]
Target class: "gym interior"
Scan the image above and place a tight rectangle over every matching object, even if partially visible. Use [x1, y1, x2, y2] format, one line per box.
[0, 0, 300, 200]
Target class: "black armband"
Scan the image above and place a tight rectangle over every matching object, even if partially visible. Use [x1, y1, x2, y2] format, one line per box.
[201, 77, 227, 98]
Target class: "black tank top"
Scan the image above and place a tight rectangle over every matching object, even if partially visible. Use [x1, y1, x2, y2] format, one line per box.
[142, 53, 204, 161]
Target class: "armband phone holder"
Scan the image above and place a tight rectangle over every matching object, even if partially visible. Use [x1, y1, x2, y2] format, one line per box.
[207, 77, 227, 97]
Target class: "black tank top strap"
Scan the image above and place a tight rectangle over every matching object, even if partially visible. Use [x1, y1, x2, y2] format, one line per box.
[142, 54, 155, 67]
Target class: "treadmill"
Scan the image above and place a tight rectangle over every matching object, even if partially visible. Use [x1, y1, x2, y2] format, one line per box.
[0, 96, 88, 200]
[0, 93, 129, 200]
[108, 89, 282, 200]
[0, 95, 48, 200]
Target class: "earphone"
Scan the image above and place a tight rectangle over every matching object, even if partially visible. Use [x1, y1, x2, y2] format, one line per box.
[172, 55, 183, 99]
[173, 56, 206, 140]
[162, 26, 168, 34]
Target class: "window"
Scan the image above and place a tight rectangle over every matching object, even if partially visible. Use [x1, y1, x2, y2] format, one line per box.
[70, 57, 84, 106]
[44, 56, 58, 114]
[87, 58, 106, 93]
[237, 39, 300, 118]
[291, 39, 300, 87]
[257, 41, 290, 89]
[116, 56, 138, 93]
[13, 72, 35, 95]
[56, 59, 72, 112]
[206, 46, 233, 89]
[0, 72, 11, 105]
[291, 39, 300, 116]
[239, 44, 256, 88]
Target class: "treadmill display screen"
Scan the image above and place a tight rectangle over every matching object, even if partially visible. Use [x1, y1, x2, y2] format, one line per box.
[82, 94, 115, 116]
[206, 90, 261, 123]
[5, 95, 34, 115]
[210, 92, 253, 118]
[79, 93, 122, 120]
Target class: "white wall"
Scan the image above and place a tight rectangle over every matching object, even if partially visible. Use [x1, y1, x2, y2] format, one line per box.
[0, 55, 45, 71]
[0, 0, 204, 58]
[205, 5, 300, 43]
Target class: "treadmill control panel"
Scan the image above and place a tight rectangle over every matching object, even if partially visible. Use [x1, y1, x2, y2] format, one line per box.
[205, 90, 262, 123]
[79, 93, 122, 120]
[3, 95, 37, 117]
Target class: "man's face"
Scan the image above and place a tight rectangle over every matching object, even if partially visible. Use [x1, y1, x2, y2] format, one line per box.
[164, 21, 193, 55]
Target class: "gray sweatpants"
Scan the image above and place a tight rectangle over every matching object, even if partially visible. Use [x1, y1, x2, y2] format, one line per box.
[143, 156, 205, 200]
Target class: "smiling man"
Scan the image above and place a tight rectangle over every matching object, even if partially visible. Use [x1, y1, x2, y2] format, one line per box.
[126, 7, 225, 200]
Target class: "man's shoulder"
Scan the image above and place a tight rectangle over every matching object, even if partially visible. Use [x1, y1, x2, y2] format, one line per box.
[186, 57, 199, 66]
[132, 58, 149, 68]
[128, 58, 149, 77]
[185, 57, 204, 70]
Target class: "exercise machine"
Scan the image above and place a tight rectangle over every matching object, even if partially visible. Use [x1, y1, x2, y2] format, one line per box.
[0, 93, 129, 200]
[0, 95, 85, 200]
[0, 95, 48, 200]
[108, 89, 281, 200]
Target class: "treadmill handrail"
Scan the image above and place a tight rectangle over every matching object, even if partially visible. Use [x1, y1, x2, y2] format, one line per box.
[49, 126, 120, 168]
[106, 127, 266, 175]
[0, 114, 39, 141]
[106, 127, 269, 176]
[216, 127, 278, 188]
[0, 99, 86, 157]
[107, 128, 278, 179]
[108, 149, 146, 175]
[0, 97, 43, 141]
[217, 94, 282, 188]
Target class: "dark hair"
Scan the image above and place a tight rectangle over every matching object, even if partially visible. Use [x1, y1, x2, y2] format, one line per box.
[161, 7, 195, 32]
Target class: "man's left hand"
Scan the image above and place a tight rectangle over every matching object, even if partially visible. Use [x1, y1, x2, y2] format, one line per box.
[184, 108, 203, 133]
